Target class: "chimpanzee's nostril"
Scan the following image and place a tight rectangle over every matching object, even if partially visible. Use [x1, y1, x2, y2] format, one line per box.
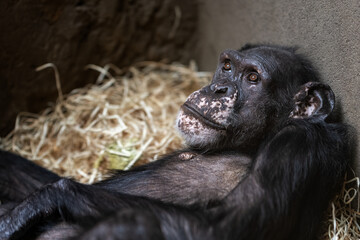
[214, 86, 228, 94]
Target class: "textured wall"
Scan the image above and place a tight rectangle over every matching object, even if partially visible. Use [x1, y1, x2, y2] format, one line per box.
[195, 0, 360, 173]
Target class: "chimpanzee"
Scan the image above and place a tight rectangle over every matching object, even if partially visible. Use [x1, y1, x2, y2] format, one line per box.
[0, 44, 350, 240]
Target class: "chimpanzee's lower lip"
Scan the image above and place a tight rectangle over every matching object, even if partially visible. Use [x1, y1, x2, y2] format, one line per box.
[182, 103, 226, 130]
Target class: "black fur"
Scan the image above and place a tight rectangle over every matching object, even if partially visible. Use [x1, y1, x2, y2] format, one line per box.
[0, 44, 350, 240]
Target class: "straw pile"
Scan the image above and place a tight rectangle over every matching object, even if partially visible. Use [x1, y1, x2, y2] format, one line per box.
[322, 173, 360, 240]
[0, 62, 358, 239]
[0, 61, 210, 183]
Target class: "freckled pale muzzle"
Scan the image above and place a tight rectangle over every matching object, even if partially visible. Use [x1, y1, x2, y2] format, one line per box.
[176, 84, 238, 147]
[180, 84, 238, 127]
[176, 107, 225, 147]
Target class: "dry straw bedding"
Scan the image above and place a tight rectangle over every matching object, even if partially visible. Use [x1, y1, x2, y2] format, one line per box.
[0, 62, 358, 239]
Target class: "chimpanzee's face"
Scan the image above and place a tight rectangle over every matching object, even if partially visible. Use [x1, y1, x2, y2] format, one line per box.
[177, 46, 307, 150]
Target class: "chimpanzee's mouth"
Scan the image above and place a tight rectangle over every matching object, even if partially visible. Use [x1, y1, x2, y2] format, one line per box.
[182, 103, 226, 130]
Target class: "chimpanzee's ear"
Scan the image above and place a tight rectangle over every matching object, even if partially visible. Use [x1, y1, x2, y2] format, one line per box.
[289, 82, 335, 120]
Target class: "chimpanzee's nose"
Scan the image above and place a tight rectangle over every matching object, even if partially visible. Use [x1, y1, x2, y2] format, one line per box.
[210, 83, 235, 97]
[213, 85, 228, 94]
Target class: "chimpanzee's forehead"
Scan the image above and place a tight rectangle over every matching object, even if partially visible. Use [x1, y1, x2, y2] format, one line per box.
[240, 47, 296, 68]
[220, 47, 296, 74]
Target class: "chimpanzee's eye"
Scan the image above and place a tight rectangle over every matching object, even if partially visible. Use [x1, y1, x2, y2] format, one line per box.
[223, 61, 231, 71]
[248, 73, 259, 82]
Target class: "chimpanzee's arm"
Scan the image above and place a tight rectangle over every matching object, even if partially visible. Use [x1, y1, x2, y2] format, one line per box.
[0, 149, 249, 208]
[96, 150, 250, 207]
[215, 121, 349, 240]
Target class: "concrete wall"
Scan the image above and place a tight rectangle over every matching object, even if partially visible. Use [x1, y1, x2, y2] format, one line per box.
[195, 0, 359, 173]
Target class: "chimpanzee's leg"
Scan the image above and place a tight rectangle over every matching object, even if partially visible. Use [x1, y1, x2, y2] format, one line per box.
[77, 209, 165, 240]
